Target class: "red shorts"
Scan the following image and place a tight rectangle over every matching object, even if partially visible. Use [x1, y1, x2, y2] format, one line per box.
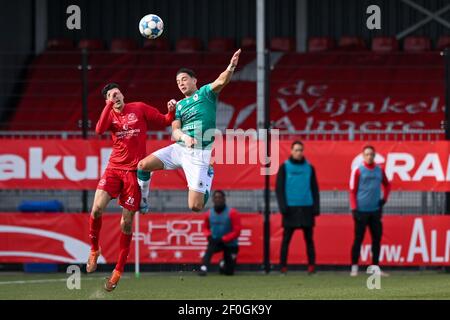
[97, 168, 141, 212]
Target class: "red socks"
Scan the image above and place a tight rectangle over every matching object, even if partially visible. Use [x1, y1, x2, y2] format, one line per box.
[90, 215, 132, 273]
[89, 216, 102, 251]
[115, 232, 132, 273]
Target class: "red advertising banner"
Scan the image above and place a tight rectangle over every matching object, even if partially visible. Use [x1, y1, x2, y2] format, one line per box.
[221, 53, 444, 132]
[1, 139, 450, 191]
[0, 213, 449, 266]
[0, 213, 261, 264]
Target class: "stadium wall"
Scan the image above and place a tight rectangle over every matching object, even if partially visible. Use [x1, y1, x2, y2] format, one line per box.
[308, 0, 450, 43]
[0, 0, 34, 126]
[46, 0, 295, 48]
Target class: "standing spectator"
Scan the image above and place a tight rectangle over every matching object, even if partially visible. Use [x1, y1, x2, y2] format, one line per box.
[276, 141, 320, 275]
[349, 145, 391, 276]
[199, 190, 241, 276]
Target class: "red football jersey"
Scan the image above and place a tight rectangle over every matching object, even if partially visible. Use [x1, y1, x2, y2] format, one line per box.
[96, 101, 174, 170]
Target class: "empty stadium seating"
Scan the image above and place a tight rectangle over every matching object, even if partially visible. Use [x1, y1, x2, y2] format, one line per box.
[308, 37, 335, 52]
[143, 38, 171, 51]
[78, 39, 105, 51]
[47, 38, 75, 51]
[208, 38, 235, 52]
[175, 38, 203, 52]
[8, 49, 256, 131]
[437, 36, 450, 51]
[7, 36, 445, 132]
[403, 36, 431, 52]
[111, 38, 138, 52]
[270, 37, 296, 52]
[241, 37, 256, 50]
[338, 36, 367, 51]
[45, 36, 448, 53]
[371, 36, 399, 53]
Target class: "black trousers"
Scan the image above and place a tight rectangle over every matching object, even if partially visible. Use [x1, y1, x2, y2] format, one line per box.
[280, 227, 315, 267]
[202, 241, 239, 275]
[351, 211, 383, 265]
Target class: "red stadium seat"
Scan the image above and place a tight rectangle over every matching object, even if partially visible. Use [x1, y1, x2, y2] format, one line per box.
[208, 38, 235, 52]
[270, 37, 295, 52]
[403, 36, 431, 52]
[175, 38, 202, 52]
[110, 38, 138, 52]
[47, 38, 75, 51]
[308, 37, 335, 52]
[241, 37, 256, 50]
[338, 36, 367, 51]
[437, 36, 450, 51]
[371, 37, 399, 53]
[78, 39, 105, 51]
[143, 38, 171, 51]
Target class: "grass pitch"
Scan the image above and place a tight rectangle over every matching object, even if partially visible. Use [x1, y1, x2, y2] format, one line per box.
[0, 271, 449, 300]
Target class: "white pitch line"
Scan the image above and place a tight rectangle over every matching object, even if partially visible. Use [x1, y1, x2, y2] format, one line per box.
[0, 276, 130, 285]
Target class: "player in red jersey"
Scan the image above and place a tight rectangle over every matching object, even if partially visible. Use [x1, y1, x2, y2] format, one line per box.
[86, 83, 175, 292]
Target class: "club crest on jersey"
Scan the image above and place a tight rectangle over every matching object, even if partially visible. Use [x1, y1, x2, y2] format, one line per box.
[193, 94, 199, 101]
[178, 105, 182, 111]
[127, 113, 138, 123]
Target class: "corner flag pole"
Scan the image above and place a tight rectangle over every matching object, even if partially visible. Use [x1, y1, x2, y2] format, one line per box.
[80, 48, 89, 213]
[135, 210, 140, 278]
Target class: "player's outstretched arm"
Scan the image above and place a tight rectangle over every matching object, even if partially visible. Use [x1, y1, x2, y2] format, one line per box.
[210, 48, 241, 94]
[95, 100, 114, 135]
[142, 99, 176, 128]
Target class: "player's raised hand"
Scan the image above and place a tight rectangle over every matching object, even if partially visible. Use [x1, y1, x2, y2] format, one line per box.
[167, 99, 177, 113]
[105, 92, 117, 106]
[105, 99, 115, 108]
[230, 48, 241, 67]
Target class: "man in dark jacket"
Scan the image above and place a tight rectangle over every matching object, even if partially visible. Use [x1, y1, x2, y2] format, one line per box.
[276, 141, 320, 275]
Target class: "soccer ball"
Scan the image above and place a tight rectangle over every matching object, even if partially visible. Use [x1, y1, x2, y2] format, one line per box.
[139, 14, 164, 39]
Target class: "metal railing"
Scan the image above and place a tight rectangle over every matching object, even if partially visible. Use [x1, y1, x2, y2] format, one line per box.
[0, 189, 445, 215]
[0, 129, 445, 141]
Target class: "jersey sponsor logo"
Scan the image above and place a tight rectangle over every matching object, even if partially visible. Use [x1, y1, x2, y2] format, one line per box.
[116, 128, 141, 139]
[136, 218, 252, 260]
[182, 124, 196, 130]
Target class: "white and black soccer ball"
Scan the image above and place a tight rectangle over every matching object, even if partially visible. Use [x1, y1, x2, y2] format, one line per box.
[139, 14, 164, 39]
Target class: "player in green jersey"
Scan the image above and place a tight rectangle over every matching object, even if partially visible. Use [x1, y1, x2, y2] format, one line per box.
[137, 49, 241, 212]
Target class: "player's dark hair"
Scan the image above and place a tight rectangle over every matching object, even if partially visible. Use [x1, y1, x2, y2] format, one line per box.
[213, 190, 226, 198]
[176, 68, 196, 79]
[363, 145, 376, 153]
[102, 83, 120, 99]
[291, 140, 304, 149]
